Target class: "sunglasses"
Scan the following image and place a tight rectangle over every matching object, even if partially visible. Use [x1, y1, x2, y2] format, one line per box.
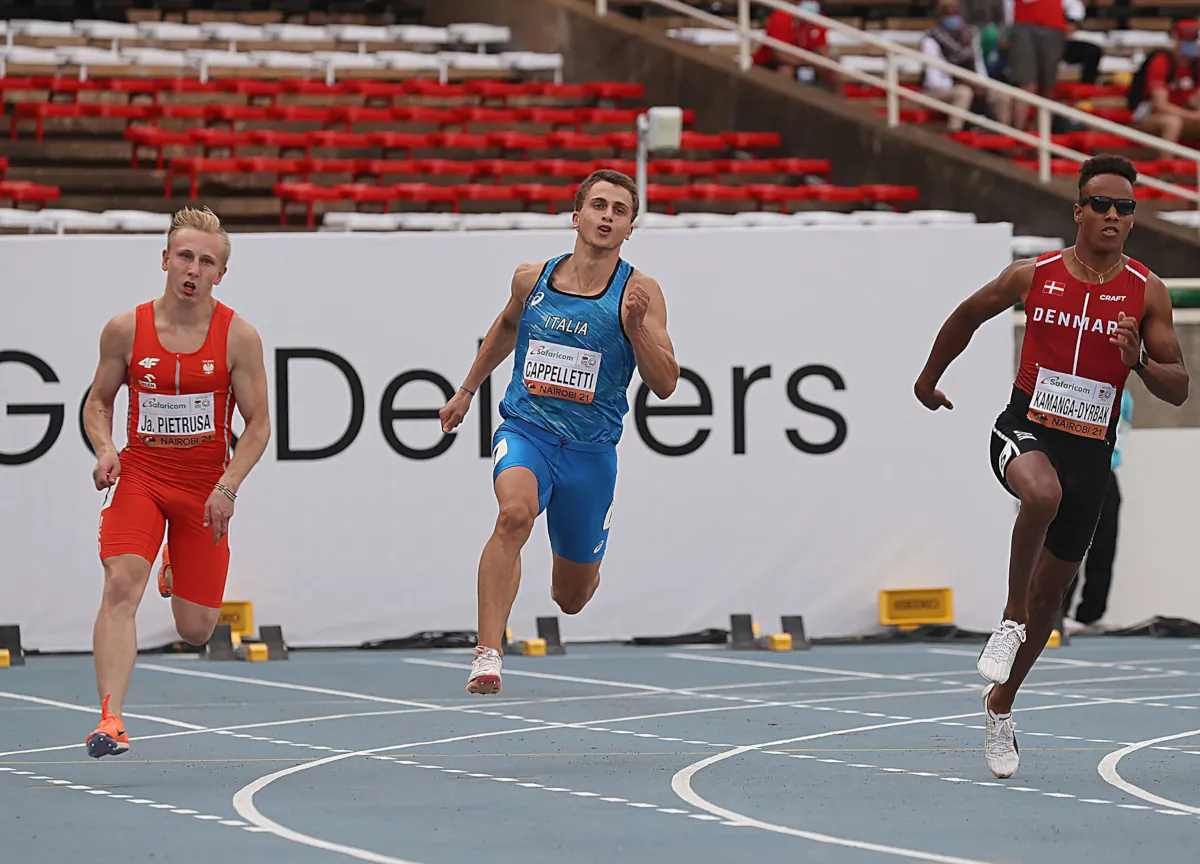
[1079, 195, 1136, 216]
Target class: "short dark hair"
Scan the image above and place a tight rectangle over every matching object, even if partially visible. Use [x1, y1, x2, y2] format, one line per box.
[575, 169, 640, 220]
[1078, 155, 1138, 195]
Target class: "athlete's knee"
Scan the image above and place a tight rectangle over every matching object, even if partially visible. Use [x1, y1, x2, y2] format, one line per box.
[173, 604, 220, 646]
[494, 502, 536, 544]
[552, 572, 599, 615]
[175, 618, 216, 646]
[1017, 474, 1061, 523]
[100, 558, 149, 613]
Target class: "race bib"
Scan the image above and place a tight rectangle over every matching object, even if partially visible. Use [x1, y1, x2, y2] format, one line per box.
[523, 340, 602, 404]
[137, 392, 216, 447]
[1027, 368, 1114, 440]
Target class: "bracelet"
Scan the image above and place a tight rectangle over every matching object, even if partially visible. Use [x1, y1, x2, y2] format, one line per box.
[460, 385, 475, 396]
[214, 483, 237, 502]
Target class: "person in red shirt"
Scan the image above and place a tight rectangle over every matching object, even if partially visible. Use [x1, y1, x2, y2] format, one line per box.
[82, 207, 271, 758]
[752, 3, 839, 92]
[1133, 19, 1200, 145]
[914, 155, 1188, 778]
[1008, 0, 1068, 130]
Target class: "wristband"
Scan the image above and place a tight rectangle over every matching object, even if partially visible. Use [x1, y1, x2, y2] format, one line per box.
[460, 385, 475, 396]
[214, 483, 237, 502]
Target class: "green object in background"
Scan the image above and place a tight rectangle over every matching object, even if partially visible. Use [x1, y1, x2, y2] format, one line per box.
[980, 24, 999, 56]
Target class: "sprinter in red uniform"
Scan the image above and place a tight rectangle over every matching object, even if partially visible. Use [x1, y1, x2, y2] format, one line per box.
[82, 207, 271, 758]
[914, 155, 1188, 778]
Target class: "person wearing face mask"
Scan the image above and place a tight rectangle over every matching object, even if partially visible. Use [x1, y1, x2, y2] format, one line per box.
[752, 1, 840, 92]
[1129, 19, 1200, 147]
[921, 0, 1011, 132]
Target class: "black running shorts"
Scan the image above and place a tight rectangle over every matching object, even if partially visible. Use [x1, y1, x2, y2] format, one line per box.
[989, 387, 1114, 563]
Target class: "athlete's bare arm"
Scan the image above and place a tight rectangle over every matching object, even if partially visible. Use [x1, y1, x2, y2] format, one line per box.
[206, 316, 271, 543]
[83, 310, 135, 490]
[915, 258, 1037, 411]
[440, 261, 542, 434]
[1115, 273, 1189, 406]
[623, 272, 679, 400]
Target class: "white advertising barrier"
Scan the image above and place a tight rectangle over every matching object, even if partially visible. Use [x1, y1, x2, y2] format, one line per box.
[0, 225, 1017, 652]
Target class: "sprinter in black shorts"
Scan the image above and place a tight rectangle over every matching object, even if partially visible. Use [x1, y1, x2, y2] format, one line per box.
[914, 155, 1188, 777]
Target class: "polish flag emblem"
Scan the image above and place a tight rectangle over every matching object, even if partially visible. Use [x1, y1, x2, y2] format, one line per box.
[1042, 281, 1066, 296]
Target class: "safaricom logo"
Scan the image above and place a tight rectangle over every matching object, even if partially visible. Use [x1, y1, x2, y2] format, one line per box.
[1040, 375, 1091, 394]
[144, 399, 188, 411]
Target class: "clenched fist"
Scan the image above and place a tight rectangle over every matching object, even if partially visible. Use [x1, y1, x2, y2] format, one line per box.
[622, 282, 650, 332]
[1110, 313, 1142, 368]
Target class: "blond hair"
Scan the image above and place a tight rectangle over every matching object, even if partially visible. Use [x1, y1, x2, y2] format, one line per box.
[168, 206, 231, 263]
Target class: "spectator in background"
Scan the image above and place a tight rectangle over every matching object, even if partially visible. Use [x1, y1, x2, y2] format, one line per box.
[1130, 19, 1200, 146]
[1061, 0, 1102, 86]
[921, 0, 1011, 132]
[1062, 389, 1133, 635]
[752, 2, 841, 93]
[1008, 0, 1068, 130]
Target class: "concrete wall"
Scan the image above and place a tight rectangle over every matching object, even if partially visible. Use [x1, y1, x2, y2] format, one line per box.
[423, 0, 1200, 277]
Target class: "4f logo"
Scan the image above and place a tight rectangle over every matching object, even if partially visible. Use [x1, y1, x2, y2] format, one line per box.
[138, 357, 159, 369]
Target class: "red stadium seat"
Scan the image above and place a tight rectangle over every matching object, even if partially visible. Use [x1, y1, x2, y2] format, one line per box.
[156, 104, 208, 123]
[217, 79, 282, 103]
[356, 159, 423, 183]
[404, 81, 469, 99]
[237, 157, 307, 179]
[745, 184, 817, 211]
[514, 183, 577, 213]
[187, 128, 253, 156]
[585, 82, 645, 103]
[165, 157, 240, 199]
[1013, 159, 1081, 176]
[453, 107, 521, 131]
[646, 183, 694, 215]
[721, 131, 782, 153]
[473, 159, 542, 182]
[268, 105, 333, 125]
[275, 182, 344, 227]
[0, 181, 60, 207]
[392, 182, 460, 207]
[371, 132, 438, 157]
[860, 184, 921, 205]
[415, 158, 475, 180]
[205, 105, 271, 126]
[127, 126, 190, 170]
[487, 131, 551, 157]
[247, 129, 311, 154]
[11, 103, 84, 142]
[306, 131, 374, 152]
[773, 158, 833, 177]
[325, 106, 393, 130]
[515, 107, 581, 128]
[464, 80, 526, 101]
[336, 183, 402, 211]
[650, 159, 718, 180]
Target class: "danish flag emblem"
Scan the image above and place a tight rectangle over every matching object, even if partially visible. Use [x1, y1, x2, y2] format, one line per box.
[1042, 281, 1066, 296]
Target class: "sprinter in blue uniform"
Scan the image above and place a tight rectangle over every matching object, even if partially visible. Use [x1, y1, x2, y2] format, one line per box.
[439, 169, 680, 694]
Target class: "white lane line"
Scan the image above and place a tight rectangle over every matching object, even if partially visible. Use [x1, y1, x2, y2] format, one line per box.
[0, 690, 205, 730]
[1098, 728, 1200, 815]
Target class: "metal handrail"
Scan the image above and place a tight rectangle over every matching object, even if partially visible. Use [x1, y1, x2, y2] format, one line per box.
[597, 0, 1200, 212]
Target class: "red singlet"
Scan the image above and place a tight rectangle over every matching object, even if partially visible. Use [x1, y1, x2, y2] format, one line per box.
[98, 299, 239, 609]
[1015, 250, 1147, 440]
[123, 300, 237, 477]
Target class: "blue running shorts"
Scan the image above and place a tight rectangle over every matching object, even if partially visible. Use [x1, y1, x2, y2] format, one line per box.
[491, 416, 618, 564]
